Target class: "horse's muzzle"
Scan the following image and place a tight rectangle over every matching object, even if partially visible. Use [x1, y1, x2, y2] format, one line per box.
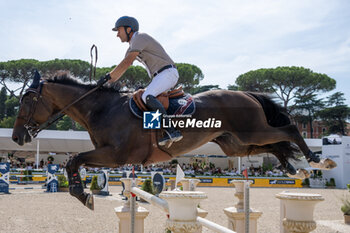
[12, 127, 32, 146]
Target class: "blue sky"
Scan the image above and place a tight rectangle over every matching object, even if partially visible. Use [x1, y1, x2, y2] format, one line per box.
[1, 0, 350, 105]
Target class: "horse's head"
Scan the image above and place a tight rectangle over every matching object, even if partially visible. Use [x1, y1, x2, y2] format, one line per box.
[12, 70, 54, 145]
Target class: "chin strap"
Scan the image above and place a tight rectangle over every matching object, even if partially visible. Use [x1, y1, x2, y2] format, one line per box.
[124, 26, 132, 42]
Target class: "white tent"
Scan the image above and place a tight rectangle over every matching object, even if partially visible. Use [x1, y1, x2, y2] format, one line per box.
[0, 128, 323, 170]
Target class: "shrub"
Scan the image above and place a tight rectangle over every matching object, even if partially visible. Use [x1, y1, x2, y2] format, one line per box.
[22, 170, 33, 181]
[328, 178, 336, 187]
[302, 178, 310, 187]
[90, 175, 101, 191]
[141, 179, 155, 194]
[57, 175, 69, 188]
[262, 163, 273, 173]
[313, 170, 323, 178]
[341, 194, 350, 215]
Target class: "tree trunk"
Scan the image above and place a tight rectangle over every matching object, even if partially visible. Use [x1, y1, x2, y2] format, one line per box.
[309, 115, 314, 138]
[71, 119, 77, 130]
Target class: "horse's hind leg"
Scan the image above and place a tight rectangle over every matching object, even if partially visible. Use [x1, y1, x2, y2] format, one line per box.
[213, 133, 298, 175]
[66, 146, 119, 210]
[273, 125, 320, 163]
[237, 124, 320, 163]
[262, 128, 337, 170]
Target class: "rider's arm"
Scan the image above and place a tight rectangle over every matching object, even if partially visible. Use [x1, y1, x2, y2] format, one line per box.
[108, 51, 139, 83]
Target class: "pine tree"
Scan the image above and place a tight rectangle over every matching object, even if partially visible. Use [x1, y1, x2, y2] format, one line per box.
[0, 87, 7, 120]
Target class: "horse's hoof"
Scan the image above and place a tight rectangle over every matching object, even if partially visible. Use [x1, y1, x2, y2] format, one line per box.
[307, 151, 320, 163]
[287, 169, 310, 180]
[310, 158, 337, 170]
[85, 194, 94, 210]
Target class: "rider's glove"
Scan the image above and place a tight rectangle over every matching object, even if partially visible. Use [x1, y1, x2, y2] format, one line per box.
[97, 73, 111, 86]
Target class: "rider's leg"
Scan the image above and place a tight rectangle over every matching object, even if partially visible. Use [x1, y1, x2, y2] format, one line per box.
[145, 95, 183, 145]
[141, 68, 179, 103]
[142, 68, 182, 146]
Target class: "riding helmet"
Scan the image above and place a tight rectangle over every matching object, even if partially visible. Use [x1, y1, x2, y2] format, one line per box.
[112, 16, 139, 32]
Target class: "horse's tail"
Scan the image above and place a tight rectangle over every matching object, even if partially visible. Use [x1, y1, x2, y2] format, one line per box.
[246, 92, 290, 127]
[246, 92, 299, 163]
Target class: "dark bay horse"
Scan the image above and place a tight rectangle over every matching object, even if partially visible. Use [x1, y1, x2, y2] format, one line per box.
[12, 72, 336, 210]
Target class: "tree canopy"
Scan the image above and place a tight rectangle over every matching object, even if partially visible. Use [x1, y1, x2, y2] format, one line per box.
[290, 93, 325, 138]
[113, 65, 149, 90]
[317, 92, 350, 135]
[176, 63, 204, 93]
[0, 59, 91, 100]
[192, 85, 220, 94]
[235, 66, 336, 109]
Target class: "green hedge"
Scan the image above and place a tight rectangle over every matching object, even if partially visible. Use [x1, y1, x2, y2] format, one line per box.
[90, 175, 101, 191]
[57, 175, 69, 188]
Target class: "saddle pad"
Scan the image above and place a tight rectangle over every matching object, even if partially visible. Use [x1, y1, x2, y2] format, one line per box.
[129, 94, 196, 119]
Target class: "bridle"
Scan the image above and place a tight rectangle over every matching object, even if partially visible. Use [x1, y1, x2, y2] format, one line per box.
[20, 45, 104, 138]
[20, 81, 104, 138]
[18, 83, 47, 137]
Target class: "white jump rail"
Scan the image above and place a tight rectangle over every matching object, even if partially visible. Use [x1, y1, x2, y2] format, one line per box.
[118, 178, 236, 233]
[197, 216, 236, 233]
[130, 186, 169, 213]
[9, 186, 46, 190]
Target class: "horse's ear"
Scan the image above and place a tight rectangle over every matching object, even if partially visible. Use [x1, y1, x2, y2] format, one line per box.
[29, 69, 41, 88]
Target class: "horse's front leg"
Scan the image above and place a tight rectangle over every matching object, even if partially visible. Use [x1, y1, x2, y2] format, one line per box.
[65, 146, 121, 210]
[66, 161, 92, 209]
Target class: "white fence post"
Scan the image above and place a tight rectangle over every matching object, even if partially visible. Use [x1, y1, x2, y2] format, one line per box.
[160, 191, 207, 233]
[181, 179, 207, 233]
[275, 192, 324, 233]
[224, 180, 262, 233]
[115, 178, 149, 233]
[181, 178, 201, 191]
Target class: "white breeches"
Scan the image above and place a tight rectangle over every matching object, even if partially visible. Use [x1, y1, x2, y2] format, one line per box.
[141, 68, 179, 103]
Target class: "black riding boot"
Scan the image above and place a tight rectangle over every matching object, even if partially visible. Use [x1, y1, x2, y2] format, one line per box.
[145, 95, 183, 146]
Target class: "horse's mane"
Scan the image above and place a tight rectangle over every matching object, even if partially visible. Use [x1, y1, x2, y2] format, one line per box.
[45, 71, 130, 93]
[46, 72, 96, 89]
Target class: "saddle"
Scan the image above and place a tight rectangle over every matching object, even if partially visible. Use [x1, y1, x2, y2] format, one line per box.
[132, 86, 185, 111]
[129, 86, 195, 165]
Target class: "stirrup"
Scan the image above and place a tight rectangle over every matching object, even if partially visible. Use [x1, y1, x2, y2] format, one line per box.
[158, 130, 183, 147]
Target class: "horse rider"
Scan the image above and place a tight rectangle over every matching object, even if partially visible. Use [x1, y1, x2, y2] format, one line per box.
[99, 16, 183, 146]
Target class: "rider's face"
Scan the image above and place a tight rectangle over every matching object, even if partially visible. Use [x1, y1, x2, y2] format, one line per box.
[116, 27, 131, 43]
